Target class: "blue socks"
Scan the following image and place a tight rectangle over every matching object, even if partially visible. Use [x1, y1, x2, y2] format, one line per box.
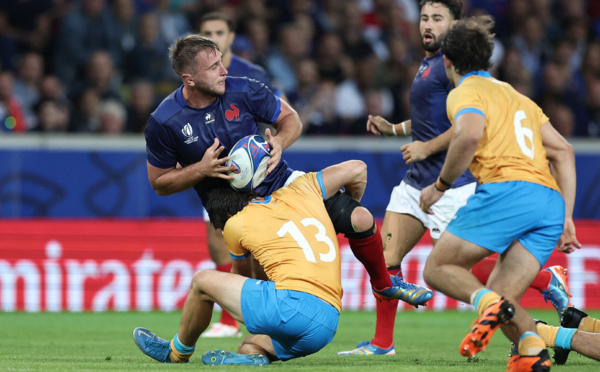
[173, 334, 195, 354]
[555, 328, 577, 350]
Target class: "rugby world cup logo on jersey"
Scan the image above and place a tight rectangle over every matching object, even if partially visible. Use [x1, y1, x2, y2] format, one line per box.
[182, 123, 198, 144]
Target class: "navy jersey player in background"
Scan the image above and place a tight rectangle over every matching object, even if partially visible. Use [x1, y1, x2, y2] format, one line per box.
[198, 12, 287, 101]
[340, 0, 573, 357]
[194, 11, 288, 338]
[144, 36, 408, 345]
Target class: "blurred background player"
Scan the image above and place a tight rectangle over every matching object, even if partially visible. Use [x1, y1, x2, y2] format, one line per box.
[198, 12, 286, 101]
[339, 0, 473, 356]
[420, 15, 579, 370]
[340, 0, 576, 357]
[196, 12, 287, 337]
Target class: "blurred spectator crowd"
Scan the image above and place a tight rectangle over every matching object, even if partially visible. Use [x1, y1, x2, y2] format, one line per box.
[0, 0, 599, 137]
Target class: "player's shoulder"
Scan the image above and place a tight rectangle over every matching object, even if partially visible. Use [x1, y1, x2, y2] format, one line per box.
[150, 87, 185, 124]
[230, 55, 268, 75]
[226, 76, 269, 96]
[284, 172, 323, 198]
[225, 76, 253, 93]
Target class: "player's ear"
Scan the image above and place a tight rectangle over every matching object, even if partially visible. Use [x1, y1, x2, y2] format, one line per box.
[182, 73, 194, 86]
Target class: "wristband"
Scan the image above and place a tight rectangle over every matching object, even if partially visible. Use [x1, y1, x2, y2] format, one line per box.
[435, 177, 450, 192]
[392, 123, 397, 136]
[438, 176, 452, 188]
[401, 121, 407, 136]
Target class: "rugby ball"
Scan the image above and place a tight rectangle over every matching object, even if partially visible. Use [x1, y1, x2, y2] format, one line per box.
[226, 134, 272, 191]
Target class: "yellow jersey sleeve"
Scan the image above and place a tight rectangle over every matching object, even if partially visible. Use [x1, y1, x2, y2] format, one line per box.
[447, 85, 486, 125]
[223, 217, 249, 259]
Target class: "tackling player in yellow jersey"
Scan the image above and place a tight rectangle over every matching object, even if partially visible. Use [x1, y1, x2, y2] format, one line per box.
[132, 160, 368, 365]
[419, 16, 580, 371]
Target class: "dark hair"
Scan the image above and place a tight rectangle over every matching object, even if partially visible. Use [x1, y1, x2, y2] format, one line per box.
[168, 35, 220, 76]
[441, 16, 495, 75]
[198, 11, 235, 32]
[419, 0, 463, 20]
[204, 188, 255, 230]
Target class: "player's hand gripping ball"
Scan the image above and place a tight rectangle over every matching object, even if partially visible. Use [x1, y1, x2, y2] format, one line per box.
[226, 134, 272, 191]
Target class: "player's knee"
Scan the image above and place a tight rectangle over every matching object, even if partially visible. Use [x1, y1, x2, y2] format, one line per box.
[190, 270, 204, 288]
[350, 206, 374, 233]
[325, 192, 359, 235]
[190, 269, 211, 291]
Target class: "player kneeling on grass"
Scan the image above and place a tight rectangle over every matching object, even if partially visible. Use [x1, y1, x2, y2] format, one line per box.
[133, 160, 369, 365]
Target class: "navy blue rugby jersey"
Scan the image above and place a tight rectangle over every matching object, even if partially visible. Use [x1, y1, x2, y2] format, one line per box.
[145, 76, 293, 205]
[405, 51, 477, 190]
[228, 55, 283, 98]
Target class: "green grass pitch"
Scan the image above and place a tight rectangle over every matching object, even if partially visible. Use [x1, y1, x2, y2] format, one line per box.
[1, 309, 597, 371]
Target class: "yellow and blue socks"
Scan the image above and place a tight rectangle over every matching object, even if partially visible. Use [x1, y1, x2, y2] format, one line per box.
[170, 334, 195, 363]
[536, 323, 577, 349]
[471, 288, 502, 316]
[518, 332, 546, 356]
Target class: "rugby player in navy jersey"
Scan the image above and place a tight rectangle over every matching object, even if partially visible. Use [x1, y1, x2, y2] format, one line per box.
[339, 0, 572, 357]
[194, 11, 289, 338]
[144, 35, 407, 337]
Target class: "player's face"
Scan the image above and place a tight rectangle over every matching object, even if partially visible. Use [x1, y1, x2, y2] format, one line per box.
[199, 20, 235, 57]
[419, 3, 454, 53]
[191, 49, 228, 97]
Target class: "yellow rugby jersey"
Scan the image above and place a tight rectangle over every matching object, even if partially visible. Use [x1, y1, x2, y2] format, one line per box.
[446, 71, 559, 191]
[223, 172, 342, 312]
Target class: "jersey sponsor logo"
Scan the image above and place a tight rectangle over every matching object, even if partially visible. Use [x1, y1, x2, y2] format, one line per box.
[204, 112, 215, 124]
[225, 104, 240, 121]
[182, 123, 198, 144]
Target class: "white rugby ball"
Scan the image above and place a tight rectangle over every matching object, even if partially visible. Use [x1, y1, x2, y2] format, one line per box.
[226, 134, 272, 192]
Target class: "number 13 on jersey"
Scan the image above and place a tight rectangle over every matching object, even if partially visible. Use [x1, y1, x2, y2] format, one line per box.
[277, 218, 337, 263]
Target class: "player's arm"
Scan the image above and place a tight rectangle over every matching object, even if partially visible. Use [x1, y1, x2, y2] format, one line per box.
[401, 127, 453, 164]
[367, 115, 412, 137]
[320, 160, 367, 202]
[420, 112, 484, 213]
[231, 255, 253, 278]
[226, 225, 254, 277]
[439, 113, 482, 185]
[265, 99, 302, 174]
[147, 139, 235, 196]
[541, 120, 581, 252]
